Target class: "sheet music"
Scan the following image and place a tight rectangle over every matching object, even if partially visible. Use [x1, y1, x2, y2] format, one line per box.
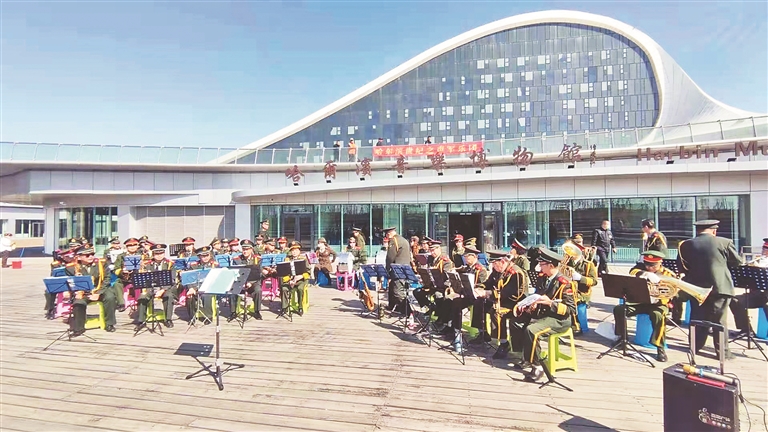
[375, 250, 387, 265]
[515, 294, 542, 311]
[108, 249, 122, 263]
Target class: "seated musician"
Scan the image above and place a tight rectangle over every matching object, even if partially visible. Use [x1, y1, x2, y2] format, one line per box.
[177, 237, 196, 258]
[103, 237, 126, 312]
[510, 239, 531, 272]
[613, 250, 675, 362]
[418, 238, 430, 254]
[229, 238, 241, 254]
[278, 237, 289, 254]
[187, 245, 218, 323]
[563, 238, 598, 333]
[253, 235, 266, 255]
[474, 250, 527, 360]
[229, 239, 263, 320]
[112, 237, 143, 313]
[65, 247, 118, 334]
[512, 247, 575, 382]
[281, 241, 310, 316]
[138, 236, 153, 260]
[446, 244, 489, 352]
[103, 237, 123, 265]
[421, 241, 455, 332]
[729, 238, 768, 337]
[314, 237, 337, 284]
[410, 236, 420, 259]
[45, 239, 82, 319]
[210, 237, 223, 255]
[135, 244, 175, 331]
[451, 234, 465, 264]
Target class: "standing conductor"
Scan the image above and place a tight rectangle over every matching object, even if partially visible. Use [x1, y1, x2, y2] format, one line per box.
[384, 227, 412, 319]
[677, 220, 743, 359]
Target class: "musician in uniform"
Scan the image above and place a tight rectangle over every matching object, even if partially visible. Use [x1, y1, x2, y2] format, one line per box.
[229, 238, 242, 254]
[677, 219, 743, 359]
[45, 239, 82, 319]
[257, 220, 270, 240]
[220, 238, 231, 254]
[409, 236, 421, 259]
[427, 242, 456, 331]
[111, 237, 144, 313]
[138, 236, 152, 259]
[277, 237, 289, 254]
[451, 234, 465, 264]
[280, 241, 310, 316]
[352, 227, 366, 249]
[563, 239, 598, 333]
[177, 237, 196, 258]
[314, 237, 337, 285]
[210, 238, 223, 255]
[187, 245, 218, 323]
[613, 251, 676, 362]
[418, 238, 430, 254]
[510, 239, 531, 272]
[102, 238, 125, 312]
[263, 238, 277, 255]
[135, 244, 175, 331]
[728, 238, 768, 336]
[384, 227, 412, 318]
[641, 219, 668, 257]
[346, 236, 367, 271]
[230, 240, 263, 320]
[66, 247, 118, 334]
[102, 237, 123, 263]
[253, 235, 266, 255]
[446, 245, 489, 351]
[512, 247, 575, 382]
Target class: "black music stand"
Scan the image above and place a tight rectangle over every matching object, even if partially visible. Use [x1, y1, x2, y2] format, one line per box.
[438, 272, 483, 365]
[44, 276, 96, 351]
[226, 266, 253, 328]
[180, 269, 209, 330]
[413, 267, 440, 344]
[729, 265, 767, 361]
[275, 261, 302, 322]
[661, 259, 681, 276]
[185, 269, 244, 391]
[132, 270, 175, 336]
[360, 264, 387, 321]
[390, 264, 420, 332]
[597, 273, 656, 368]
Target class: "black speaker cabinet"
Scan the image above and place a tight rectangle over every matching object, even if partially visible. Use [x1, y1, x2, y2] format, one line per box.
[663, 366, 739, 431]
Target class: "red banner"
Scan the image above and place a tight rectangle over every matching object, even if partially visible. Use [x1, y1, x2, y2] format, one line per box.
[372, 141, 483, 158]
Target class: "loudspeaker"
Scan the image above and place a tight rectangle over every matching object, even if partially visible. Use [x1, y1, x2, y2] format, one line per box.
[663, 366, 739, 431]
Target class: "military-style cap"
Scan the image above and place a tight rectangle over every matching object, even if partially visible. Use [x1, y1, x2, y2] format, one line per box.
[453, 234, 464, 242]
[182, 236, 196, 244]
[571, 233, 583, 241]
[640, 219, 655, 228]
[109, 236, 120, 244]
[487, 250, 511, 262]
[317, 237, 327, 244]
[260, 219, 269, 224]
[382, 227, 397, 234]
[419, 238, 429, 244]
[289, 241, 302, 251]
[77, 247, 95, 256]
[464, 246, 481, 255]
[124, 237, 139, 246]
[527, 244, 547, 261]
[352, 226, 363, 232]
[278, 237, 287, 243]
[221, 238, 231, 245]
[424, 236, 436, 243]
[429, 243, 442, 250]
[763, 238, 768, 248]
[694, 219, 720, 230]
[210, 237, 221, 245]
[151, 244, 167, 252]
[241, 239, 254, 249]
[229, 238, 240, 246]
[139, 235, 149, 242]
[536, 247, 563, 266]
[641, 250, 665, 262]
[196, 245, 213, 255]
[68, 237, 81, 245]
[511, 238, 527, 252]
[410, 236, 420, 242]
[265, 238, 276, 245]
[255, 235, 265, 241]
[429, 240, 443, 246]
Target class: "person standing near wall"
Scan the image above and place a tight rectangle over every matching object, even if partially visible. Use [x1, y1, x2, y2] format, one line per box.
[591, 220, 616, 276]
[1, 233, 16, 268]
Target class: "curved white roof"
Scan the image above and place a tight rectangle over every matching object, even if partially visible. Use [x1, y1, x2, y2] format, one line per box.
[220, 10, 760, 162]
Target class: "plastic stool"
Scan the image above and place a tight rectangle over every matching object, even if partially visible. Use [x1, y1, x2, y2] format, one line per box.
[146, 297, 167, 324]
[84, 301, 107, 330]
[682, 300, 691, 326]
[634, 313, 668, 349]
[317, 272, 331, 287]
[545, 328, 577, 376]
[756, 308, 768, 340]
[576, 303, 590, 333]
[262, 278, 279, 302]
[290, 285, 309, 312]
[55, 293, 72, 318]
[336, 272, 355, 291]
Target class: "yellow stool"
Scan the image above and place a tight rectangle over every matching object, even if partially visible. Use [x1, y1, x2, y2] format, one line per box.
[84, 301, 106, 330]
[290, 284, 309, 313]
[545, 328, 578, 376]
[195, 295, 218, 321]
[146, 298, 166, 324]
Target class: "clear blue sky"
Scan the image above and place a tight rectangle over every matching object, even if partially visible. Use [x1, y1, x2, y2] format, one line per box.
[2, 1, 766, 148]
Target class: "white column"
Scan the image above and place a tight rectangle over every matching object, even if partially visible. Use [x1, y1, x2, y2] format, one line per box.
[750, 190, 767, 248]
[117, 205, 133, 240]
[235, 203, 252, 241]
[44, 207, 56, 254]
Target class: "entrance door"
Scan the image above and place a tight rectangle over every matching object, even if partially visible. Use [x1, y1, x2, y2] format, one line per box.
[447, 213, 483, 252]
[282, 213, 314, 246]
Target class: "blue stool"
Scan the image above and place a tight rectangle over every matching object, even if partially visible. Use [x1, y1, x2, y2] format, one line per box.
[756, 308, 768, 340]
[682, 300, 691, 325]
[361, 272, 373, 290]
[317, 272, 330, 287]
[634, 313, 668, 349]
[576, 303, 589, 333]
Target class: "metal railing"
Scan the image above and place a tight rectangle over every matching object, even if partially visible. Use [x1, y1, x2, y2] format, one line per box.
[1, 115, 765, 165]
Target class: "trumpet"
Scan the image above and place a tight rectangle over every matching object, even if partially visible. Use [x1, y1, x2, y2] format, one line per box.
[648, 275, 712, 306]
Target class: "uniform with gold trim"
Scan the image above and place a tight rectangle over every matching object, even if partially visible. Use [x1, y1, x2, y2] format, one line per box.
[426, 242, 456, 327]
[229, 239, 263, 320]
[352, 227, 366, 250]
[484, 250, 528, 359]
[45, 239, 81, 319]
[135, 244, 176, 331]
[65, 247, 118, 334]
[563, 239, 598, 333]
[445, 245, 488, 340]
[187, 246, 218, 322]
[112, 238, 143, 313]
[510, 239, 531, 273]
[280, 242, 310, 316]
[176, 237, 197, 258]
[613, 250, 675, 362]
[641, 219, 668, 257]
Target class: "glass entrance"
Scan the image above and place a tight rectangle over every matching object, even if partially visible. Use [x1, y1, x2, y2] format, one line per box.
[282, 213, 314, 246]
[430, 203, 501, 253]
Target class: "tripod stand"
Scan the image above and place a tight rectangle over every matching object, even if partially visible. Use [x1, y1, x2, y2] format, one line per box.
[44, 276, 97, 351]
[537, 359, 573, 392]
[185, 268, 244, 390]
[132, 270, 174, 337]
[596, 274, 655, 368]
[227, 266, 256, 329]
[390, 265, 420, 333]
[728, 265, 767, 361]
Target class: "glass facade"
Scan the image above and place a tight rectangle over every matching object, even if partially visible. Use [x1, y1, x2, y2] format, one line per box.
[261, 23, 658, 153]
[252, 195, 750, 262]
[55, 207, 118, 254]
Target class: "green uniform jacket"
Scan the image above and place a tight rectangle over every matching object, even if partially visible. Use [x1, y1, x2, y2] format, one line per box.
[677, 233, 742, 296]
[644, 230, 669, 257]
[532, 272, 576, 320]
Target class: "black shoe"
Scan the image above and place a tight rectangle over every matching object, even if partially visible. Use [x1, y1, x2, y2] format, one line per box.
[524, 367, 545, 383]
[492, 343, 511, 360]
[656, 348, 668, 362]
[105, 325, 116, 333]
[254, 312, 263, 320]
[165, 320, 174, 328]
[134, 323, 146, 332]
[513, 360, 533, 371]
[45, 311, 55, 320]
[71, 329, 85, 337]
[297, 309, 304, 317]
[117, 306, 126, 313]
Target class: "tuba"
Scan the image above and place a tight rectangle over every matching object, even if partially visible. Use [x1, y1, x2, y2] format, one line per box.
[558, 241, 582, 279]
[648, 275, 712, 306]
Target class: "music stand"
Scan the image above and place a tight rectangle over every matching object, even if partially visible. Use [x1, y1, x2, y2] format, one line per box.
[361, 264, 387, 321]
[414, 254, 430, 267]
[185, 268, 244, 391]
[123, 255, 142, 271]
[390, 264, 420, 332]
[662, 259, 681, 276]
[412, 268, 441, 344]
[215, 254, 232, 268]
[729, 265, 768, 361]
[44, 276, 96, 350]
[597, 273, 656, 368]
[477, 253, 490, 267]
[226, 267, 252, 328]
[51, 267, 66, 277]
[174, 258, 190, 271]
[452, 254, 464, 268]
[180, 269, 209, 329]
[132, 270, 175, 336]
[261, 254, 286, 267]
[305, 252, 319, 265]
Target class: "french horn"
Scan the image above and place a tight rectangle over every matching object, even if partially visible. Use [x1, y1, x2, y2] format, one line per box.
[649, 275, 712, 306]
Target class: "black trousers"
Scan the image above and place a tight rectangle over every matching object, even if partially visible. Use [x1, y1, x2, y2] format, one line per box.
[44, 291, 56, 313]
[691, 294, 731, 354]
[388, 280, 408, 314]
[1, 251, 9, 267]
[229, 282, 263, 315]
[413, 288, 433, 308]
[471, 298, 494, 332]
[670, 291, 694, 323]
[494, 311, 526, 351]
[596, 249, 609, 275]
[729, 291, 768, 332]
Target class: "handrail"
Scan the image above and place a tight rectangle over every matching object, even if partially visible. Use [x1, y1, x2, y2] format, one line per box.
[1, 115, 765, 165]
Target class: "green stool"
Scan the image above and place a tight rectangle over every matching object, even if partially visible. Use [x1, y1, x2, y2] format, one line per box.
[146, 298, 166, 324]
[290, 285, 309, 313]
[544, 327, 578, 376]
[195, 296, 218, 321]
[84, 301, 106, 330]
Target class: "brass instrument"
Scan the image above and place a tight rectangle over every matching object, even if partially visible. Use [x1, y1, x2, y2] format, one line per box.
[647, 275, 712, 306]
[583, 246, 597, 262]
[558, 241, 582, 279]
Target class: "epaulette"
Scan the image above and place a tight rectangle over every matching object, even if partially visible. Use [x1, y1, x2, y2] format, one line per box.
[474, 263, 483, 270]
[557, 276, 569, 285]
[441, 255, 450, 262]
[65, 262, 76, 268]
[505, 267, 517, 275]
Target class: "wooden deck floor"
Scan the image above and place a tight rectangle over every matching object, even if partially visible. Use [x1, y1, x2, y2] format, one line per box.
[1, 258, 766, 432]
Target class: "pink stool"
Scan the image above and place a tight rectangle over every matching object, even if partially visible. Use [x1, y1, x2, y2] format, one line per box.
[262, 277, 279, 302]
[55, 293, 71, 318]
[336, 272, 355, 291]
[123, 285, 139, 310]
